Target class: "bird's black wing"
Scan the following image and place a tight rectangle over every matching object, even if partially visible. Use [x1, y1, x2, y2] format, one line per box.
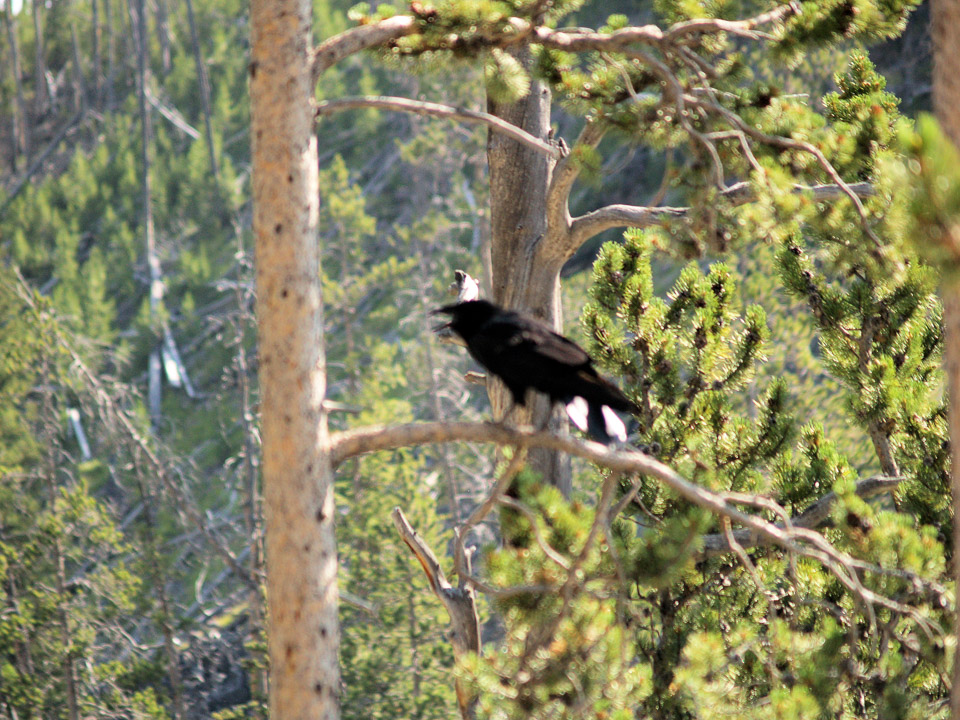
[490, 313, 592, 367]
[463, 312, 601, 403]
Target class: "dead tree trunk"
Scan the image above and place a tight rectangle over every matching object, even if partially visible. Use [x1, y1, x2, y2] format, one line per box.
[155, 0, 171, 75]
[485, 46, 570, 492]
[131, 0, 162, 426]
[184, 0, 220, 182]
[91, 0, 102, 106]
[2, 0, 29, 167]
[30, 0, 48, 114]
[250, 0, 340, 717]
[931, 5, 960, 720]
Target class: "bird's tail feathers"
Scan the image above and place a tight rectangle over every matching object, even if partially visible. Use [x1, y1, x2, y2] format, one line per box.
[565, 396, 627, 444]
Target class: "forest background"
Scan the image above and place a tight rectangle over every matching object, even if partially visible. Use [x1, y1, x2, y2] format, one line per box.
[0, 0, 956, 718]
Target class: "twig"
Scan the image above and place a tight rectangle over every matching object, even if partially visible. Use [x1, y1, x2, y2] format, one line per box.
[497, 496, 571, 570]
[701, 475, 902, 553]
[454, 449, 527, 582]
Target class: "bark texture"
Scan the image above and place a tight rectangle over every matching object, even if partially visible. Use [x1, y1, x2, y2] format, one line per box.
[486, 48, 570, 491]
[250, 1, 340, 718]
[930, 3, 960, 719]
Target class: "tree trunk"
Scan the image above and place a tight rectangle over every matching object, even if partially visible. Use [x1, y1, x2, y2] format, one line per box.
[184, 0, 220, 183]
[91, 0, 101, 106]
[38, 373, 80, 720]
[929, 4, 960, 720]
[131, 0, 162, 426]
[155, 0, 171, 75]
[30, 0, 48, 114]
[250, 0, 340, 717]
[2, 0, 29, 167]
[486, 46, 570, 493]
[104, 0, 116, 108]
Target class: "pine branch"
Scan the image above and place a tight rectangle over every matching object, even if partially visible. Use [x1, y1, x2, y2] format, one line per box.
[314, 95, 560, 158]
[311, 3, 797, 83]
[527, 2, 797, 53]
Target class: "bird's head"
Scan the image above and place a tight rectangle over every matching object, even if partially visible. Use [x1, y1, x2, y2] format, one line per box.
[431, 299, 500, 338]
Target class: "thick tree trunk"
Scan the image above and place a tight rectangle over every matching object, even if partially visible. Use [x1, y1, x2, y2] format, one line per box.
[486, 47, 570, 492]
[930, 4, 960, 720]
[250, 0, 340, 718]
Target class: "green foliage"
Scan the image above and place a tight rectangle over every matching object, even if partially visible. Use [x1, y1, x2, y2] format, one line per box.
[894, 114, 960, 274]
[1, 0, 950, 718]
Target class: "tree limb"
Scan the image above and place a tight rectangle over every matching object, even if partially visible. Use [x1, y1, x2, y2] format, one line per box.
[334, 422, 942, 626]
[315, 95, 560, 158]
[701, 475, 903, 554]
[545, 120, 606, 259]
[391, 507, 479, 720]
[567, 181, 875, 248]
[312, 15, 417, 80]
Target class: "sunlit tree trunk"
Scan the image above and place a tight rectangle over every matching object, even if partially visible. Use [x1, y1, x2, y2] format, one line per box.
[250, 0, 340, 717]
[930, 4, 960, 720]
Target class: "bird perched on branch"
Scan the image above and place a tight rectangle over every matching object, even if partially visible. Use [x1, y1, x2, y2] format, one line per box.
[433, 299, 635, 444]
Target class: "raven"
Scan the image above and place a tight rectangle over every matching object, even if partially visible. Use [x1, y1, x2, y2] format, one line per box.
[434, 299, 634, 443]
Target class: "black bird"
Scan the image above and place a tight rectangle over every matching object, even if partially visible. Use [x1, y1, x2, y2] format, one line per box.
[434, 299, 634, 444]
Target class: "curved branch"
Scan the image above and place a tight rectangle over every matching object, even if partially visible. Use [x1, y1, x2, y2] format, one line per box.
[392, 507, 479, 719]
[544, 121, 606, 256]
[567, 181, 875, 247]
[312, 15, 417, 80]
[702, 475, 902, 554]
[315, 96, 560, 158]
[311, 2, 797, 82]
[528, 2, 796, 54]
[332, 421, 943, 624]
[663, 3, 797, 42]
[328, 421, 833, 554]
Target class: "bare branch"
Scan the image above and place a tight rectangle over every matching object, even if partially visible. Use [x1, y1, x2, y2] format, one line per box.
[315, 95, 560, 158]
[454, 449, 527, 582]
[392, 507, 480, 720]
[663, 3, 796, 42]
[701, 475, 903, 554]
[312, 15, 417, 80]
[545, 120, 606, 258]
[567, 181, 875, 248]
[335, 422, 941, 628]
